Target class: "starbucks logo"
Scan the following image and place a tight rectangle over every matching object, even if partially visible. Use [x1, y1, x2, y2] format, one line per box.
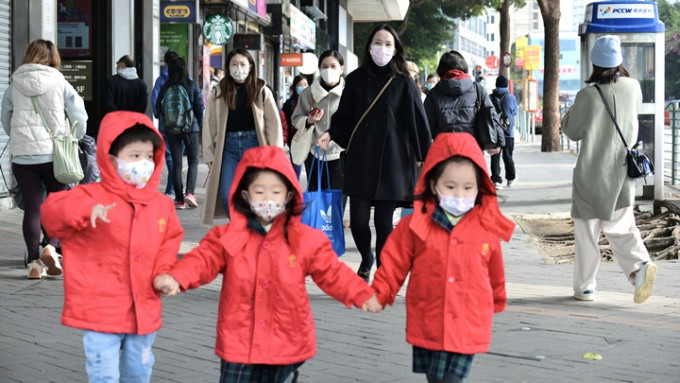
[203, 14, 233, 45]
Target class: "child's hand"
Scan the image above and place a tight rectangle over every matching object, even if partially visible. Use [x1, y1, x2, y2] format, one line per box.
[362, 293, 383, 313]
[154, 273, 180, 296]
[91, 203, 115, 228]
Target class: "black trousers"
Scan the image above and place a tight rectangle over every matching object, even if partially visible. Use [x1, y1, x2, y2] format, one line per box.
[166, 132, 199, 203]
[490, 136, 516, 184]
[350, 196, 397, 271]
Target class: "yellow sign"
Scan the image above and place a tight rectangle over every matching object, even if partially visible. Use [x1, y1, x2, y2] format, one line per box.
[515, 36, 528, 69]
[524, 45, 541, 71]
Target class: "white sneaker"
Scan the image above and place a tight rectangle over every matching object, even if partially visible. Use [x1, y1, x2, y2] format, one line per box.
[40, 245, 63, 276]
[573, 290, 594, 301]
[507, 178, 516, 187]
[493, 182, 503, 190]
[633, 262, 657, 304]
[27, 260, 46, 279]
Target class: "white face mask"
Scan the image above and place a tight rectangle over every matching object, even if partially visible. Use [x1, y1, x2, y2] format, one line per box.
[115, 158, 155, 189]
[246, 193, 289, 223]
[370, 45, 395, 67]
[320, 68, 341, 84]
[436, 187, 476, 217]
[426, 82, 436, 91]
[230, 66, 250, 82]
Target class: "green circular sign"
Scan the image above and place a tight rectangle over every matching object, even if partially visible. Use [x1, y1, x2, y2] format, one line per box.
[203, 14, 234, 45]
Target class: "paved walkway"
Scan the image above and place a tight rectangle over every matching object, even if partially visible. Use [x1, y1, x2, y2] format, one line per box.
[1, 141, 679, 382]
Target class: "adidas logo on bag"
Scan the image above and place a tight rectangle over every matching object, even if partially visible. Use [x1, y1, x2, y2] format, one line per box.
[320, 206, 333, 231]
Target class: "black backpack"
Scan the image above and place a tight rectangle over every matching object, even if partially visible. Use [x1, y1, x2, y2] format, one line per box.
[160, 84, 193, 136]
[490, 93, 510, 134]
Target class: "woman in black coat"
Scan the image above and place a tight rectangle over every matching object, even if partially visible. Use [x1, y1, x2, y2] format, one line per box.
[317, 24, 431, 281]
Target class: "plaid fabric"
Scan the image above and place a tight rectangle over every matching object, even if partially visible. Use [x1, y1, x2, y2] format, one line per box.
[412, 346, 474, 380]
[430, 205, 467, 232]
[219, 360, 303, 383]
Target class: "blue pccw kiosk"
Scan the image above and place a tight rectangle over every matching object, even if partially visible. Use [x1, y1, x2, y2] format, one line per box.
[579, 0, 665, 199]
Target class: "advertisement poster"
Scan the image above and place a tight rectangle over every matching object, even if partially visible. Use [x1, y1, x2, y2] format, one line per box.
[57, 0, 93, 57]
[160, 24, 189, 61]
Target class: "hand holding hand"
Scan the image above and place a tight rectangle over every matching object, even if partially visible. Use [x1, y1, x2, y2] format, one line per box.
[153, 274, 180, 296]
[317, 132, 331, 151]
[362, 293, 383, 313]
[91, 203, 115, 228]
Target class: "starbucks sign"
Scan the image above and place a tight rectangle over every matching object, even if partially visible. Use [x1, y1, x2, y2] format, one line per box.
[203, 14, 233, 45]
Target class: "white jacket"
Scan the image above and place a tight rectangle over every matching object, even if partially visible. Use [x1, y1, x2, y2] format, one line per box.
[291, 76, 345, 161]
[1, 63, 87, 162]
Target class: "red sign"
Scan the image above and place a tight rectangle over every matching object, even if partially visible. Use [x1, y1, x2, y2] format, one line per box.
[485, 55, 499, 69]
[280, 53, 303, 66]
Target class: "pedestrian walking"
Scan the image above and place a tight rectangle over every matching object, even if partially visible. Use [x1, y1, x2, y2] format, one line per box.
[0, 39, 88, 279]
[202, 48, 283, 225]
[153, 145, 379, 383]
[291, 50, 346, 194]
[368, 132, 514, 383]
[562, 35, 657, 303]
[489, 75, 518, 189]
[281, 74, 308, 179]
[316, 24, 431, 281]
[152, 49, 182, 199]
[210, 67, 224, 91]
[40, 112, 184, 382]
[423, 50, 502, 156]
[155, 57, 204, 210]
[103, 54, 148, 114]
[425, 74, 439, 92]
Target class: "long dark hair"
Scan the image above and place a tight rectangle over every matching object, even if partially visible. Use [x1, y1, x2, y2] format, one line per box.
[437, 50, 469, 77]
[585, 64, 630, 84]
[288, 74, 307, 103]
[413, 156, 490, 214]
[231, 168, 303, 243]
[359, 24, 409, 76]
[167, 57, 190, 87]
[218, 48, 264, 110]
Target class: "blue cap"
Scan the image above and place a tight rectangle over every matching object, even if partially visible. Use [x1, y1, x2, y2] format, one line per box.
[591, 35, 622, 68]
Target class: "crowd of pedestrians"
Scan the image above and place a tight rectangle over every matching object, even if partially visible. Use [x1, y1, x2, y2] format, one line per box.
[0, 33, 659, 383]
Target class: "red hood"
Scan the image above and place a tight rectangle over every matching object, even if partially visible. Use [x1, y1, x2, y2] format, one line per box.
[411, 133, 514, 241]
[97, 111, 166, 204]
[227, 146, 303, 230]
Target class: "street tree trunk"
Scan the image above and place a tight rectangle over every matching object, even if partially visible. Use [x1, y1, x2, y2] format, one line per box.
[497, 0, 511, 77]
[537, 0, 561, 152]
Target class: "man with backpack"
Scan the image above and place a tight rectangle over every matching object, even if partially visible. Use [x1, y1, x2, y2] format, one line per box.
[490, 75, 518, 189]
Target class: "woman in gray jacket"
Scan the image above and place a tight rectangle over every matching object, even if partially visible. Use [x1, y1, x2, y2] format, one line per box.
[562, 35, 656, 304]
[1, 39, 88, 279]
[291, 50, 345, 194]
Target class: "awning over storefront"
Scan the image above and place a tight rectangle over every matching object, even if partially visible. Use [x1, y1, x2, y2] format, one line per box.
[346, 0, 409, 22]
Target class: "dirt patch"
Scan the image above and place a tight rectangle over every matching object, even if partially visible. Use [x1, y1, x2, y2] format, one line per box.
[515, 204, 680, 264]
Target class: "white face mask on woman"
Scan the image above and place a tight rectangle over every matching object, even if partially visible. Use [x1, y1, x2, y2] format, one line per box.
[320, 68, 341, 84]
[230, 66, 250, 82]
[370, 45, 395, 67]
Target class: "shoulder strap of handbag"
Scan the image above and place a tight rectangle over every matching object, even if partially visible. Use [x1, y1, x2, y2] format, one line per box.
[346, 75, 395, 152]
[594, 84, 629, 150]
[30, 96, 54, 140]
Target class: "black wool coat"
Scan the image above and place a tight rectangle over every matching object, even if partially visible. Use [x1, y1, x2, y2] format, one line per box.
[103, 74, 148, 114]
[329, 65, 431, 202]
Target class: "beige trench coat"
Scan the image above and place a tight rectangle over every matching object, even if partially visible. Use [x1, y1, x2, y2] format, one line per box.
[561, 77, 641, 221]
[201, 84, 283, 226]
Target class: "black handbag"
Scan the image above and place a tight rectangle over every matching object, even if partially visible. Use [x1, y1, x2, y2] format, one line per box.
[594, 84, 654, 180]
[473, 82, 505, 150]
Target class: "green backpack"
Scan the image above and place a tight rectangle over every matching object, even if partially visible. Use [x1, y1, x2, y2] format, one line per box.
[161, 84, 193, 135]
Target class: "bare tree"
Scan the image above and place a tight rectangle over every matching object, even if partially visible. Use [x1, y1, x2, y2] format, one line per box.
[536, 0, 561, 152]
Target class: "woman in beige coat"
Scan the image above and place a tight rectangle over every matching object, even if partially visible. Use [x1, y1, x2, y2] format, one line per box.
[562, 35, 656, 304]
[202, 48, 282, 225]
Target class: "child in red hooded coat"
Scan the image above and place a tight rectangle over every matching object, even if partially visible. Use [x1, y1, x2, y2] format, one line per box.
[41, 111, 184, 382]
[368, 133, 515, 382]
[154, 145, 379, 383]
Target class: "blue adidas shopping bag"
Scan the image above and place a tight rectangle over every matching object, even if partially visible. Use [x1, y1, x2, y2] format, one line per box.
[301, 148, 345, 256]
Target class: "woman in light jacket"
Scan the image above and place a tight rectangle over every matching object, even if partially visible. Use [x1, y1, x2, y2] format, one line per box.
[562, 35, 656, 304]
[202, 48, 282, 225]
[0, 39, 88, 279]
[291, 50, 345, 195]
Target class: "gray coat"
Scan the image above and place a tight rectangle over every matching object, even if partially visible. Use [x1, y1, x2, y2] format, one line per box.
[562, 77, 642, 220]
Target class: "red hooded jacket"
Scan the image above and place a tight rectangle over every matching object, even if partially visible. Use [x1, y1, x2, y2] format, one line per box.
[372, 133, 515, 354]
[41, 111, 184, 335]
[168, 145, 373, 365]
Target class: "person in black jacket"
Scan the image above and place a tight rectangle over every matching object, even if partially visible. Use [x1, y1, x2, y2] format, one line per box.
[423, 50, 502, 156]
[103, 55, 148, 114]
[317, 24, 432, 281]
[155, 57, 204, 209]
[281, 74, 308, 178]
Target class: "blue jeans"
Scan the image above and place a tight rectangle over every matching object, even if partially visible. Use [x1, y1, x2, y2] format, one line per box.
[83, 330, 156, 383]
[162, 131, 184, 195]
[220, 130, 259, 213]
